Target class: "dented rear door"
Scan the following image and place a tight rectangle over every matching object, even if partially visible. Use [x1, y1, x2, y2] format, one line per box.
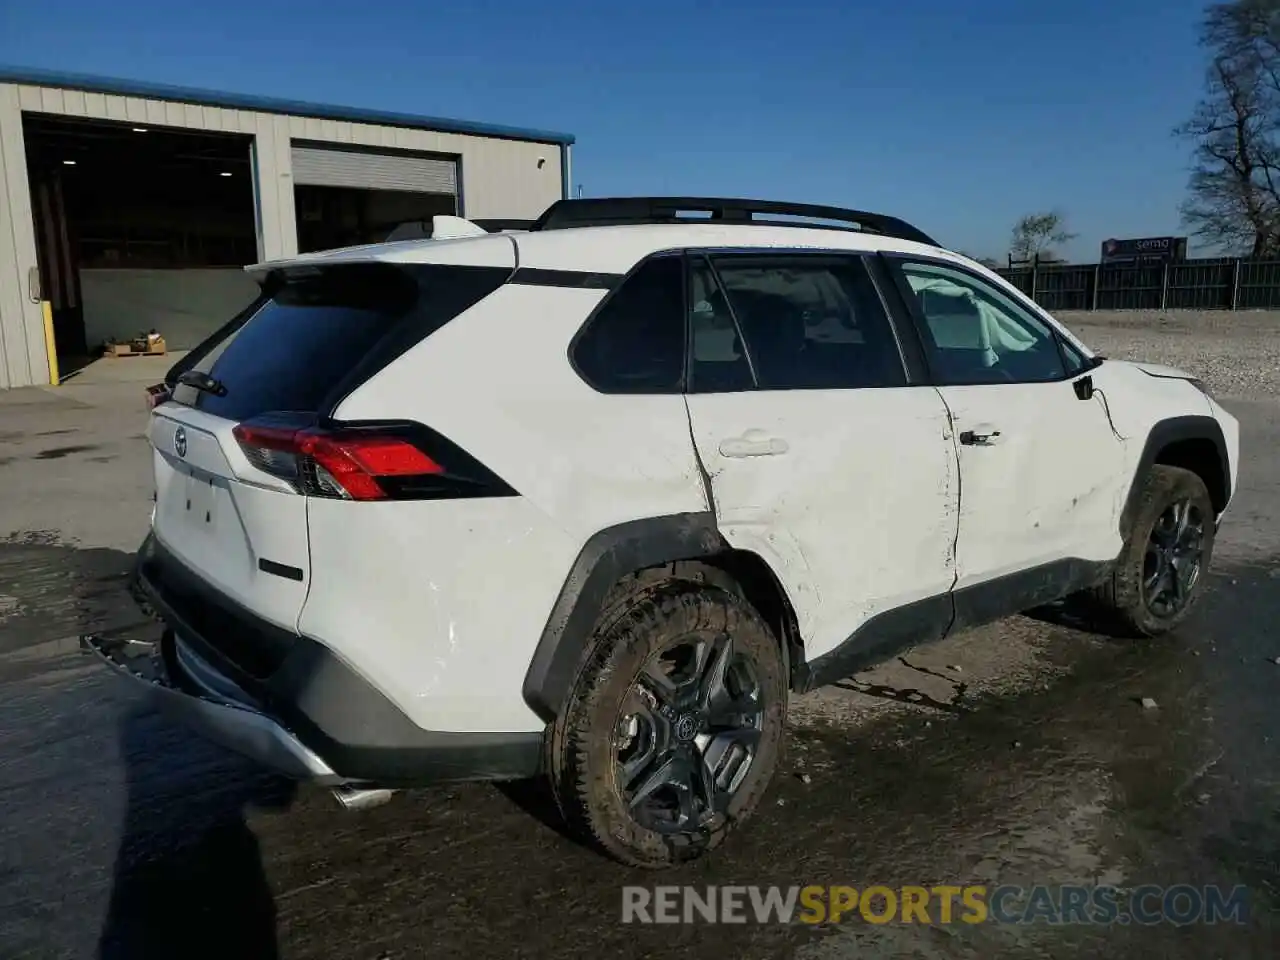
[681, 251, 961, 665]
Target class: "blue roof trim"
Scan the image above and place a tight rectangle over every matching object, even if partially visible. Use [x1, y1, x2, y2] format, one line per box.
[0, 64, 576, 146]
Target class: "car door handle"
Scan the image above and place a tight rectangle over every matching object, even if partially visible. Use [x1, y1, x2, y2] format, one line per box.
[958, 427, 1001, 446]
[719, 432, 789, 458]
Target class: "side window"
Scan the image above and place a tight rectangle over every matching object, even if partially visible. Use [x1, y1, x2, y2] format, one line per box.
[572, 256, 685, 393]
[1057, 333, 1090, 376]
[892, 259, 1069, 385]
[688, 257, 755, 393]
[708, 255, 906, 390]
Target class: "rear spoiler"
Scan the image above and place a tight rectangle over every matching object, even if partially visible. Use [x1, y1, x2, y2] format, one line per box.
[244, 215, 534, 277]
[384, 216, 535, 242]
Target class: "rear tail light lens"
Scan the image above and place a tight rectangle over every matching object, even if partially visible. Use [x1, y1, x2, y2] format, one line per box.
[232, 423, 444, 501]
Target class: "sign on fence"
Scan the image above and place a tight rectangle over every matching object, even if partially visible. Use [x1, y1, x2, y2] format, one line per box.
[1100, 237, 1188, 263]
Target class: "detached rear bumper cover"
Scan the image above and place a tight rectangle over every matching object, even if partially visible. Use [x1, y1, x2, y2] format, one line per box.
[88, 534, 544, 787]
[82, 630, 343, 783]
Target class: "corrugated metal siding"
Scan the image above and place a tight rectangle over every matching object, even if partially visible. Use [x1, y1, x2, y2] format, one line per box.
[0, 80, 565, 387]
[291, 144, 457, 193]
[13, 81, 562, 220]
[0, 85, 46, 389]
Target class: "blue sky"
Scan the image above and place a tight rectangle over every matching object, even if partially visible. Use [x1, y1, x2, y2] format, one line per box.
[0, 0, 1209, 262]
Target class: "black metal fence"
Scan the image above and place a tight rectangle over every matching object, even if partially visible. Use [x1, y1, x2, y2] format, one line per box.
[995, 257, 1280, 312]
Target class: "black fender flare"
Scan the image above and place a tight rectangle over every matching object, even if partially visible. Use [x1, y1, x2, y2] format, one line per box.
[1120, 414, 1230, 538]
[521, 512, 727, 722]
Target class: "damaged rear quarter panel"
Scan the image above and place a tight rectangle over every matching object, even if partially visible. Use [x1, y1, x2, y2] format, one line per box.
[334, 283, 709, 543]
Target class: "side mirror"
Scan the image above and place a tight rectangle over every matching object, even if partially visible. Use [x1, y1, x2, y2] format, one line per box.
[1073, 375, 1095, 401]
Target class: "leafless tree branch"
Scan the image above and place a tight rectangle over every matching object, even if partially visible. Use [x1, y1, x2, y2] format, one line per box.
[1177, 0, 1280, 256]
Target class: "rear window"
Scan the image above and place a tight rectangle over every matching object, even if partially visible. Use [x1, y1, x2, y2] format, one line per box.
[171, 262, 509, 421]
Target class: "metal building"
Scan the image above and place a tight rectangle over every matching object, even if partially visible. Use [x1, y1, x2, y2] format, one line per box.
[0, 66, 574, 389]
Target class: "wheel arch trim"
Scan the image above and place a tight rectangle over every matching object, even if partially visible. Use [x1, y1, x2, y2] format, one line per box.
[522, 512, 728, 722]
[1121, 415, 1231, 537]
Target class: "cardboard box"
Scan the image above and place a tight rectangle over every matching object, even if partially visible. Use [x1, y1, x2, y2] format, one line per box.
[131, 335, 166, 355]
[103, 335, 167, 358]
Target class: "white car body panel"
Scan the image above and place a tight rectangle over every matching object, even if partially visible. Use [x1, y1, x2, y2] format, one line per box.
[300, 495, 575, 733]
[148, 405, 311, 632]
[333, 282, 709, 543]
[320, 282, 708, 729]
[1089, 360, 1215, 442]
[1122, 360, 1199, 381]
[938, 381, 1128, 588]
[686, 387, 960, 659]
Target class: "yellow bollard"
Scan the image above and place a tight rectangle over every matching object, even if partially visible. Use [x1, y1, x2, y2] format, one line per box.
[41, 300, 59, 386]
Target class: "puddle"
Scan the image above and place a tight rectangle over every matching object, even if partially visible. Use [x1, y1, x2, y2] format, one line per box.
[33, 444, 101, 460]
[0, 532, 150, 660]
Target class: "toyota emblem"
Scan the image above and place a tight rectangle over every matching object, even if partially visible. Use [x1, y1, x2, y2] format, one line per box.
[174, 426, 187, 459]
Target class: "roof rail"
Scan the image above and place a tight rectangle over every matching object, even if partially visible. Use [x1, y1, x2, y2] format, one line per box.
[527, 197, 939, 247]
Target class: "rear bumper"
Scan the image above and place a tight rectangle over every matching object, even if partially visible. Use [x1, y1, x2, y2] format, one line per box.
[82, 630, 343, 783]
[92, 533, 544, 787]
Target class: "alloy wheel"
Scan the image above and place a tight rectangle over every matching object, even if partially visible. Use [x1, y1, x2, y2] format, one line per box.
[1142, 498, 1205, 618]
[613, 633, 764, 834]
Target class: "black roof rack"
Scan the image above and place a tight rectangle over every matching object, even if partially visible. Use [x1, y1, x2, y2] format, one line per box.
[527, 197, 938, 247]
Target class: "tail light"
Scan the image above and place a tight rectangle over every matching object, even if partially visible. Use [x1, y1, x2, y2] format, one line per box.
[232, 420, 512, 501]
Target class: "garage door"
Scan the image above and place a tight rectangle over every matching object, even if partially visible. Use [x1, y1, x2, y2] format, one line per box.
[290, 144, 457, 195]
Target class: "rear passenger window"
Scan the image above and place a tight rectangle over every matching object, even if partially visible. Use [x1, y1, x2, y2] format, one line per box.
[710, 255, 906, 390]
[688, 257, 755, 393]
[573, 256, 686, 393]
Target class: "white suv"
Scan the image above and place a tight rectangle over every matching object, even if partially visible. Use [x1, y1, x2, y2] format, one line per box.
[84, 197, 1240, 867]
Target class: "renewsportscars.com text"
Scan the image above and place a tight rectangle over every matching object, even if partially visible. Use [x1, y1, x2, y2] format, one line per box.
[621, 884, 1250, 926]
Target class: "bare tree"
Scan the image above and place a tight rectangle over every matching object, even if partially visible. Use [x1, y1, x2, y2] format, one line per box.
[1177, 0, 1280, 256]
[1009, 212, 1077, 262]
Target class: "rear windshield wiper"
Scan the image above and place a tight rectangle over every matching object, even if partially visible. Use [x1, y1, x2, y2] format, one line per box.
[175, 370, 229, 397]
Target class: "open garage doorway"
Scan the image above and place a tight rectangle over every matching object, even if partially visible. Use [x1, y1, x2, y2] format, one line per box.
[22, 114, 259, 373]
[295, 185, 456, 252]
[292, 142, 458, 253]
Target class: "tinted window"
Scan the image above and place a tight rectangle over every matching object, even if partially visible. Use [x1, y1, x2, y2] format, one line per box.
[172, 262, 508, 420]
[688, 257, 755, 393]
[573, 256, 685, 393]
[1058, 334, 1090, 375]
[710, 255, 906, 390]
[894, 260, 1068, 385]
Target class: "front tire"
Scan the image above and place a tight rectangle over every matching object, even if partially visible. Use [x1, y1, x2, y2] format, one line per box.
[1095, 465, 1216, 637]
[547, 579, 787, 868]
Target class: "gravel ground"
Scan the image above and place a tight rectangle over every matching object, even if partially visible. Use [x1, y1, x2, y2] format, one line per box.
[1057, 309, 1280, 399]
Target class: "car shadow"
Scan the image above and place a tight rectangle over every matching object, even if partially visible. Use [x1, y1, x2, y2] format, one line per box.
[96, 705, 297, 960]
[1020, 595, 1137, 638]
[492, 777, 593, 849]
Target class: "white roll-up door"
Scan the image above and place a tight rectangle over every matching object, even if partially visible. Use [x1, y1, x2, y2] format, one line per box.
[291, 144, 457, 195]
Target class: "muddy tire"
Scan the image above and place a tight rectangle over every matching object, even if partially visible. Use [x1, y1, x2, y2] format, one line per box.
[1092, 465, 1216, 637]
[547, 577, 787, 868]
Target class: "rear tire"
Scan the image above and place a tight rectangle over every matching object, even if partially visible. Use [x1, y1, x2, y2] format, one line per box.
[1093, 465, 1216, 637]
[547, 578, 787, 868]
